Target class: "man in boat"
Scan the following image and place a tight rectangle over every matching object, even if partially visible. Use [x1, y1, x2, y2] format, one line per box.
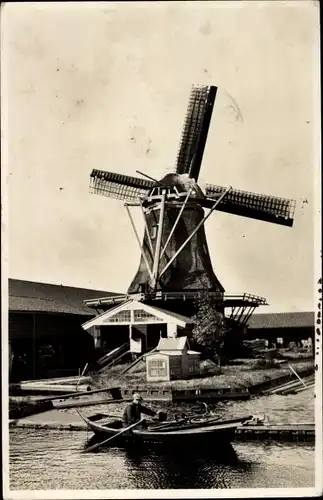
[123, 393, 165, 427]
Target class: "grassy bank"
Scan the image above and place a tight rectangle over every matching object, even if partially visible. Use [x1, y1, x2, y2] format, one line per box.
[90, 358, 314, 392]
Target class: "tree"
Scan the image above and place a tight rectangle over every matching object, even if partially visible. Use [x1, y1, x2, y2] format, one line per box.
[191, 285, 226, 365]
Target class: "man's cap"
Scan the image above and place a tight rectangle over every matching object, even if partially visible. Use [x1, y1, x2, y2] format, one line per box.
[133, 392, 143, 402]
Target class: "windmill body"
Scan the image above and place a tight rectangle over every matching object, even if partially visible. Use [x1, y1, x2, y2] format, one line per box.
[86, 85, 295, 328]
[128, 173, 224, 295]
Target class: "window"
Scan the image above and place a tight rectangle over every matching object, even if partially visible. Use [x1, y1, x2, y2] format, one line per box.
[188, 358, 200, 373]
[92, 327, 101, 348]
[93, 327, 101, 339]
[148, 359, 167, 377]
[151, 225, 157, 240]
[134, 309, 159, 322]
[170, 366, 181, 376]
[107, 310, 131, 323]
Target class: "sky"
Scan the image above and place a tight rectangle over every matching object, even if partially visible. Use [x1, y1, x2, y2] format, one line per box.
[2, 1, 320, 313]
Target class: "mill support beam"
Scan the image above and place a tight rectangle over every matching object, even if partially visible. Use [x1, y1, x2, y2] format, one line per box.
[125, 204, 154, 283]
[152, 191, 166, 288]
[160, 188, 192, 261]
[139, 201, 154, 256]
[159, 186, 232, 280]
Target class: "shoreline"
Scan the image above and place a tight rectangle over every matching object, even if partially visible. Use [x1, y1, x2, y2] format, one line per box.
[9, 416, 315, 443]
[86, 359, 315, 399]
[9, 359, 314, 400]
[8, 359, 314, 424]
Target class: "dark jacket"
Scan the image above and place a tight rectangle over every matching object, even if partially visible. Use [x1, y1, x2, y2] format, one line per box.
[122, 402, 156, 426]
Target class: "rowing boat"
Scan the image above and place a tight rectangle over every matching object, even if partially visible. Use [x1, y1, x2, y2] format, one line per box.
[78, 412, 252, 448]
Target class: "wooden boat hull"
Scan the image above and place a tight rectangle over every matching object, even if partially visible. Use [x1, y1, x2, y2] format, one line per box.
[79, 413, 252, 448]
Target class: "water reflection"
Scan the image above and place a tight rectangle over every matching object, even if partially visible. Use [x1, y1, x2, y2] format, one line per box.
[9, 384, 316, 490]
[95, 441, 252, 489]
[9, 428, 315, 490]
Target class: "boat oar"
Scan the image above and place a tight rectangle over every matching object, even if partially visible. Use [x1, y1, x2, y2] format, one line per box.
[81, 418, 145, 454]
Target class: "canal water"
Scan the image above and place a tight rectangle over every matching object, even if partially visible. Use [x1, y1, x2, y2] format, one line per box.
[9, 389, 316, 490]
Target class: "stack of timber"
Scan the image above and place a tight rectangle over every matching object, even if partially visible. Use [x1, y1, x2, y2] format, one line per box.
[242, 340, 277, 359]
[9, 385, 125, 419]
[243, 339, 267, 351]
[43, 385, 123, 403]
[263, 374, 315, 395]
[52, 386, 126, 409]
[10, 375, 92, 396]
[248, 366, 314, 395]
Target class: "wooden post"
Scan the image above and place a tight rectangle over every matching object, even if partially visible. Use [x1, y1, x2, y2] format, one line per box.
[167, 323, 177, 338]
[125, 203, 154, 282]
[152, 191, 166, 288]
[139, 201, 154, 256]
[76, 363, 88, 389]
[32, 314, 36, 380]
[9, 341, 13, 377]
[129, 324, 132, 344]
[144, 328, 148, 353]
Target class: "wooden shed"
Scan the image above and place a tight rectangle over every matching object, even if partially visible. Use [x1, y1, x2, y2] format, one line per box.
[145, 336, 200, 382]
[8, 279, 114, 381]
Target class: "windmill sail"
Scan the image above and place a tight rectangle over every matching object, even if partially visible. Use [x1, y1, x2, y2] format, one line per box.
[90, 169, 154, 202]
[204, 184, 296, 227]
[176, 85, 217, 181]
[88, 83, 295, 316]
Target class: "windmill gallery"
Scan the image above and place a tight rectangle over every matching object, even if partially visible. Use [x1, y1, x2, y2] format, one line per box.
[81, 85, 296, 364]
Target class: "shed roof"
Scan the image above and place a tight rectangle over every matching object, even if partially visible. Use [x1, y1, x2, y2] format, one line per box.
[148, 306, 193, 325]
[82, 300, 192, 330]
[157, 336, 188, 351]
[147, 337, 200, 356]
[9, 279, 116, 316]
[247, 311, 315, 329]
[147, 351, 182, 357]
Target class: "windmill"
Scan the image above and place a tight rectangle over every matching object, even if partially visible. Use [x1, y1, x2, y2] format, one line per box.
[87, 85, 295, 326]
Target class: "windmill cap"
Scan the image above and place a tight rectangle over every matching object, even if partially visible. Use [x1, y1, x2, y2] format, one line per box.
[158, 173, 205, 198]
